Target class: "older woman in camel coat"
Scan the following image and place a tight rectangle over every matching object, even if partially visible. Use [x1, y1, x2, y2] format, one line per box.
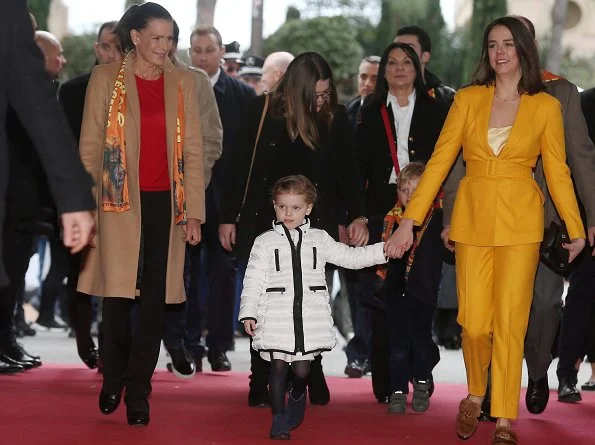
[77, 2, 204, 426]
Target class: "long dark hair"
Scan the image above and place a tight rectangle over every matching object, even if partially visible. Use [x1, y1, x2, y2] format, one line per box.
[370, 42, 428, 106]
[471, 16, 544, 95]
[115, 2, 172, 53]
[270, 52, 338, 149]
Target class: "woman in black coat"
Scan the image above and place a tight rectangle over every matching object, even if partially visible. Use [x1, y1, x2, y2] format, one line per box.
[219, 52, 370, 406]
[355, 42, 449, 402]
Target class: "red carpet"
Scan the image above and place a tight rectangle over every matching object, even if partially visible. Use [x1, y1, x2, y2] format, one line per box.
[1, 366, 593, 445]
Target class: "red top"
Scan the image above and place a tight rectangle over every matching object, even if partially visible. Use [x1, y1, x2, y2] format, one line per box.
[136, 75, 170, 192]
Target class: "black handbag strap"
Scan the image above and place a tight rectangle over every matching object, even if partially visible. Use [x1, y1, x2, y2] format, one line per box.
[236, 93, 270, 223]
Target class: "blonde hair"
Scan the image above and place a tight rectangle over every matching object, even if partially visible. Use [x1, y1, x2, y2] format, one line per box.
[397, 162, 425, 189]
[272, 175, 318, 205]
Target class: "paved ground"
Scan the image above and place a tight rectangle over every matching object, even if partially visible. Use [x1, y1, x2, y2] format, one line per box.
[19, 324, 593, 390]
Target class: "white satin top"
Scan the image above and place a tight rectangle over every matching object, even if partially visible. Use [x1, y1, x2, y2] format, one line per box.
[487, 125, 512, 156]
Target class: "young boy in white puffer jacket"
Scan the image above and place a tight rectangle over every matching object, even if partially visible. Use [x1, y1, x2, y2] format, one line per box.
[239, 175, 387, 440]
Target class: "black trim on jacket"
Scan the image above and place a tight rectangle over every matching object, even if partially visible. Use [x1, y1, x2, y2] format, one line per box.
[281, 223, 305, 354]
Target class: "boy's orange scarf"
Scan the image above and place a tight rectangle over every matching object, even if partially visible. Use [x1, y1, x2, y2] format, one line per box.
[377, 192, 443, 281]
[102, 55, 187, 225]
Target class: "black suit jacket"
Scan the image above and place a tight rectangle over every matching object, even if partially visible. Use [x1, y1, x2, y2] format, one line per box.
[58, 72, 92, 144]
[356, 92, 448, 229]
[210, 69, 256, 209]
[0, 0, 95, 288]
[346, 96, 363, 129]
[221, 95, 367, 262]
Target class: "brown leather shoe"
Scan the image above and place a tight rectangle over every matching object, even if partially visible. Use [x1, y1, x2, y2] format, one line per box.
[492, 426, 517, 444]
[456, 398, 481, 439]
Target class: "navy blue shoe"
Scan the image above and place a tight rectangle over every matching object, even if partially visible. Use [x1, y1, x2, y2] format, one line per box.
[269, 413, 290, 440]
[287, 389, 306, 430]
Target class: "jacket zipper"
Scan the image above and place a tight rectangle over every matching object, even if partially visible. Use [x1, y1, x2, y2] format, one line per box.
[282, 225, 305, 354]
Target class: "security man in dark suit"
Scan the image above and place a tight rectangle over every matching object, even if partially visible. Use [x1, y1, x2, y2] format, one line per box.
[163, 25, 255, 372]
[0, 1, 95, 372]
[346, 56, 380, 128]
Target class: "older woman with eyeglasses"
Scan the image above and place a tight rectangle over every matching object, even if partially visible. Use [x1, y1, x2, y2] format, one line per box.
[218, 51, 369, 408]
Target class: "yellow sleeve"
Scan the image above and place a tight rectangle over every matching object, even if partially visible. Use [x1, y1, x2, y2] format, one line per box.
[403, 91, 466, 225]
[540, 100, 585, 240]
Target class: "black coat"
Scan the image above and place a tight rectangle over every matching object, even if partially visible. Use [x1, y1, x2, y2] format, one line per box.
[382, 209, 444, 307]
[58, 72, 92, 144]
[425, 69, 456, 105]
[221, 94, 367, 262]
[210, 69, 256, 210]
[0, 0, 94, 287]
[346, 96, 363, 129]
[356, 92, 448, 228]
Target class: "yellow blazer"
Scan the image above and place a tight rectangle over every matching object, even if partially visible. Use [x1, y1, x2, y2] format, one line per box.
[404, 84, 584, 246]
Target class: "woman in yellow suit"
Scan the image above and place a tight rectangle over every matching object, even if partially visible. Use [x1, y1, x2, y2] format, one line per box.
[386, 17, 585, 445]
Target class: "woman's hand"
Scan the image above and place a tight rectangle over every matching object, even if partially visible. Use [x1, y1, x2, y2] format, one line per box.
[441, 225, 455, 252]
[219, 224, 236, 252]
[338, 224, 349, 245]
[182, 218, 201, 245]
[385, 218, 414, 258]
[347, 218, 369, 247]
[563, 237, 586, 263]
[243, 319, 256, 336]
[588, 226, 595, 256]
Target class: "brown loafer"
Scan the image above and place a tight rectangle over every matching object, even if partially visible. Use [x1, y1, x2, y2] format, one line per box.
[492, 426, 517, 445]
[456, 398, 481, 439]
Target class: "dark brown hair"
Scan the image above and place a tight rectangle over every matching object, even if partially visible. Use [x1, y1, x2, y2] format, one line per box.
[269, 52, 337, 149]
[272, 175, 318, 205]
[115, 2, 172, 53]
[371, 42, 428, 106]
[471, 16, 544, 95]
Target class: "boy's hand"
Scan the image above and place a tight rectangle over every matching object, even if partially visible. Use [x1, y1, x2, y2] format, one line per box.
[243, 319, 257, 336]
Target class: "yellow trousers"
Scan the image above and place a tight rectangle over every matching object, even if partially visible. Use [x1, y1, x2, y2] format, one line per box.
[455, 242, 540, 419]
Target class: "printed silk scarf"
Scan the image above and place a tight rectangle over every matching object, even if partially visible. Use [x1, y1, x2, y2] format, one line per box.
[377, 192, 443, 281]
[102, 54, 187, 225]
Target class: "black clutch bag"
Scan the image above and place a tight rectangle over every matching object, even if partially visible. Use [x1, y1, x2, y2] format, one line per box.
[540, 221, 571, 275]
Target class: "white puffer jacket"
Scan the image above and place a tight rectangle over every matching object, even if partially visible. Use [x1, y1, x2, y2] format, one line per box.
[239, 219, 387, 355]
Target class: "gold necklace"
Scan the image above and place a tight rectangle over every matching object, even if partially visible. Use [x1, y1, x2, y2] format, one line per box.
[494, 93, 520, 102]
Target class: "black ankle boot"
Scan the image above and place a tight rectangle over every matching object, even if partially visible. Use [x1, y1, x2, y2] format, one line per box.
[126, 399, 150, 426]
[99, 389, 122, 414]
[308, 357, 329, 405]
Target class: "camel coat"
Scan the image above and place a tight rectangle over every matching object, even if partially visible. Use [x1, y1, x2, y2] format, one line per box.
[77, 55, 205, 303]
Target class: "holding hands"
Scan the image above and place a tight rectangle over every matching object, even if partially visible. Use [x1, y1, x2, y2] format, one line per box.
[384, 218, 415, 258]
[563, 237, 586, 263]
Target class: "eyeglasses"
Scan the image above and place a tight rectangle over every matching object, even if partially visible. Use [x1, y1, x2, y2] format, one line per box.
[315, 89, 333, 100]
